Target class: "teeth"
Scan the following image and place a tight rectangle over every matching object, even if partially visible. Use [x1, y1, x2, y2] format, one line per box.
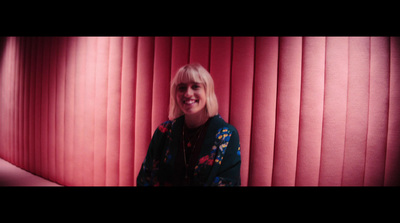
[184, 99, 197, 105]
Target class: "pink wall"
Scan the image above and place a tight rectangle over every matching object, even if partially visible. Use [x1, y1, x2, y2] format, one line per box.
[0, 36, 399, 186]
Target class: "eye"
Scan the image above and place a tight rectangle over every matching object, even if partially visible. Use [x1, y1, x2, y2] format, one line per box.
[192, 84, 201, 90]
[177, 85, 187, 92]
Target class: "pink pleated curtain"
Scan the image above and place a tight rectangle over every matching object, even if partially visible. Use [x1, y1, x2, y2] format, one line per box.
[0, 36, 399, 186]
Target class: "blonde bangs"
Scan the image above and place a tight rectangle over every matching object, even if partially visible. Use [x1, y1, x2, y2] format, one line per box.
[174, 65, 205, 85]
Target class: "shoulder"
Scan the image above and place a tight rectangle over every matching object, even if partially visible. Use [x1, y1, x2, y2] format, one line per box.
[156, 116, 184, 134]
[209, 115, 238, 133]
[157, 120, 173, 134]
[208, 115, 239, 143]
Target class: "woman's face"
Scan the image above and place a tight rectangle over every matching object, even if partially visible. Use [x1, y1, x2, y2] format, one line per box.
[176, 82, 206, 117]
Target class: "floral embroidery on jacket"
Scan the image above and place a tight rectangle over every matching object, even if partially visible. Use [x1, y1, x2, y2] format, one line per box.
[194, 127, 233, 176]
[212, 176, 235, 186]
[214, 127, 232, 165]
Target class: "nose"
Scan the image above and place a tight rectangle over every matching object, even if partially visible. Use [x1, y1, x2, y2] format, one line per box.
[184, 87, 193, 97]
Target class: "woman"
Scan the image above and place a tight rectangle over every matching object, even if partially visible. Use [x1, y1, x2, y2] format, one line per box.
[137, 63, 241, 186]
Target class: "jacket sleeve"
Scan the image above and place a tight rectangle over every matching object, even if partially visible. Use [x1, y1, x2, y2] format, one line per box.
[136, 127, 163, 186]
[210, 129, 241, 186]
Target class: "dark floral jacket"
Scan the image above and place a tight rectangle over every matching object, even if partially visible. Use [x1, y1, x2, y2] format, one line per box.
[137, 115, 241, 186]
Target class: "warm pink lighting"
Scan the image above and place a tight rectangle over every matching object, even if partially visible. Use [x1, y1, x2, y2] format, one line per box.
[0, 36, 399, 186]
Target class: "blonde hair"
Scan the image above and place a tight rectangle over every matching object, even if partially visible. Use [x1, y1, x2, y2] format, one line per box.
[168, 63, 218, 120]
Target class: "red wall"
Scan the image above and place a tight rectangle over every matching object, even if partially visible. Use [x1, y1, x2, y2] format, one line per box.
[0, 36, 399, 186]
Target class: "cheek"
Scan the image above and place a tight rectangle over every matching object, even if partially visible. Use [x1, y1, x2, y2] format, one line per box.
[200, 90, 206, 101]
[197, 91, 206, 104]
[176, 93, 182, 103]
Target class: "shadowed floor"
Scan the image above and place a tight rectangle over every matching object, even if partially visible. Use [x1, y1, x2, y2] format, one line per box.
[0, 158, 61, 186]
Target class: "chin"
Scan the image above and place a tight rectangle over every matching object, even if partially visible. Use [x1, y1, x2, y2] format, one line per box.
[184, 108, 206, 116]
[182, 109, 199, 116]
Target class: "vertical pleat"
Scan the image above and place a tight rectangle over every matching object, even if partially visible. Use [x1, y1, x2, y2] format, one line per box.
[48, 37, 58, 182]
[272, 37, 302, 186]
[134, 37, 154, 184]
[230, 37, 255, 186]
[106, 37, 123, 186]
[23, 37, 29, 170]
[93, 37, 109, 186]
[170, 37, 190, 81]
[0, 40, 3, 159]
[189, 37, 210, 69]
[319, 37, 348, 186]
[8, 37, 16, 165]
[9, 37, 16, 165]
[248, 37, 278, 186]
[13, 37, 19, 166]
[82, 37, 97, 186]
[295, 37, 326, 186]
[0, 38, 4, 158]
[18, 37, 23, 168]
[15, 37, 22, 168]
[15, 38, 21, 167]
[364, 37, 390, 186]
[28, 37, 37, 171]
[9, 38, 15, 163]
[73, 37, 87, 186]
[3, 37, 10, 161]
[55, 37, 67, 184]
[0, 37, 9, 161]
[1, 38, 8, 160]
[209, 37, 232, 122]
[385, 37, 400, 186]
[11, 37, 17, 167]
[41, 37, 50, 180]
[21, 37, 30, 170]
[64, 37, 76, 186]
[13, 37, 18, 165]
[34, 37, 43, 175]
[17, 37, 23, 168]
[152, 37, 172, 134]
[342, 37, 370, 186]
[119, 37, 137, 186]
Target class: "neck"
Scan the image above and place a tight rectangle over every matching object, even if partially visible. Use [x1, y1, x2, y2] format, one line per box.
[184, 110, 209, 129]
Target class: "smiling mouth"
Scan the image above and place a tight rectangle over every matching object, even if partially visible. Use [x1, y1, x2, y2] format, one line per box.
[183, 99, 199, 105]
